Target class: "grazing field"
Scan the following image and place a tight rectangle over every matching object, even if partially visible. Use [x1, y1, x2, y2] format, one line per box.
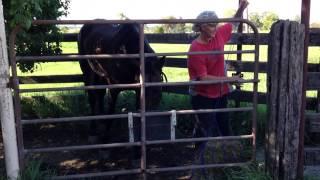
[18, 42, 320, 98]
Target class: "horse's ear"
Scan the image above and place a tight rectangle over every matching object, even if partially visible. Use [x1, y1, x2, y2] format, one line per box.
[157, 56, 166, 69]
[110, 24, 137, 50]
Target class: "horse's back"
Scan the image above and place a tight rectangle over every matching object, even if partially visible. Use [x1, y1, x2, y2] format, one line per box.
[78, 23, 118, 54]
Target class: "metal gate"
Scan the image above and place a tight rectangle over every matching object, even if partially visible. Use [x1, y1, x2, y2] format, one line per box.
[9, 18, 259, 179]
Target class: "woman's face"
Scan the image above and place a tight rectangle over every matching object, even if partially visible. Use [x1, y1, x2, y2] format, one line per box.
[200, 23, 217, 38]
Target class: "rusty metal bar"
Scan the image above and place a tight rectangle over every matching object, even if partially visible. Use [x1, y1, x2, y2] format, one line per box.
[235, 0, 244, 108]
[251, 39, 259, 161]
[18, 79, 258, 93]
[21, 107, 253, 125]
[146, 134, 253, 145]
[145, 79, 258, 87]
[52, 169, 141, 180]
[24, 135, 252, 154]
[246, 11, 260, 163]
[16, 50, 256, 62]
[299, 0, 310, 178]
[24, 142, 141, 154]
[21, 113, 139, 124]
[146, 162, 250, 174]
[30, 18, 257, 27]
[19, 83, 141, 93]
[145, 107, 253, 116]
[138, 24, 147, 180]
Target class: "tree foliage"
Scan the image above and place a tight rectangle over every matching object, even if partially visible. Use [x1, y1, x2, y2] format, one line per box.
[3, 0, 70, 72]
[154, 16, 189, 33]
[249, 11, 279, 31]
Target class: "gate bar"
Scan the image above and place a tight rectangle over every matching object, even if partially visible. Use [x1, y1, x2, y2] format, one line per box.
[24, 135, 253, 154]
[20, 83, 141, 93]
[15, 50, 256, 62]
[138, 23, 147, 180]
[19, 79, 257, 93]
[146, 134, 253, 145]
[52, 169, 141, 180]
[30, 18, 258, 27]
[21, 113, 137, 124]
[24, 142, 141, 153]
[146, 162, 250, 174]
[298, 0, 310, 178]
[21, 107, 253, 125]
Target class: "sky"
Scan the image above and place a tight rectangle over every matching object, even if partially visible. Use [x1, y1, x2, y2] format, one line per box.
[63, 0, 320, 23]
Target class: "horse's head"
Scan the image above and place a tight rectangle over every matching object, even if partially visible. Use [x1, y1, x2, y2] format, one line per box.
[112, 24, 166, 110]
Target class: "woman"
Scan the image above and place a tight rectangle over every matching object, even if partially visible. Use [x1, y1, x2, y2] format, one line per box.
[187, 0, 249, 169]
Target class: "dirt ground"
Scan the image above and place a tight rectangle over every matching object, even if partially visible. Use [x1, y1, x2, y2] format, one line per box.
[0, 121, 252, 179]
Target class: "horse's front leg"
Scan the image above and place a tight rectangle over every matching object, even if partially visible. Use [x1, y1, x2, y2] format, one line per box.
[107, 89, 120, 114]
[135, 89, 141, 111]
[103, 89, 120, 142]
[87, 88, 106, 143]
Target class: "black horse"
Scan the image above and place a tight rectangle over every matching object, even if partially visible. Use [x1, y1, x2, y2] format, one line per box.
[78, 23, 165, 142]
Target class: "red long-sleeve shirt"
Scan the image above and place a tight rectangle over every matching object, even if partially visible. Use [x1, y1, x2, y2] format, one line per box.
[187, 23, 232, 98]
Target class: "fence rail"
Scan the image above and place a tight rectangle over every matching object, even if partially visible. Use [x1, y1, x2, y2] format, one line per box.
[58, 29, 320, 46]
[17, 30, 320, 109]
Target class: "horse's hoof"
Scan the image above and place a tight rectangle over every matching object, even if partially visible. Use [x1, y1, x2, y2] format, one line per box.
[88, 135, 99, 144]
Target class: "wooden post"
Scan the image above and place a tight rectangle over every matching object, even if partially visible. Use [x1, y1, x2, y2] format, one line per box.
[0, 0, 20, 179]
[266, 20, 305, 180]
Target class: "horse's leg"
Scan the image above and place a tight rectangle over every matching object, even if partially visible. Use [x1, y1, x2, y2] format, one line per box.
[103, 89, 120, 142]
[130, 89, 141, 167]
[133, 89, 140, 111]
[107, 89, 120, 114]
[87, 88, 106, 143]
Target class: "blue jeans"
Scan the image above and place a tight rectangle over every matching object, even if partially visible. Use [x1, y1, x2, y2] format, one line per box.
[190, 94, 231, 178]
[191, 94, 230, 138]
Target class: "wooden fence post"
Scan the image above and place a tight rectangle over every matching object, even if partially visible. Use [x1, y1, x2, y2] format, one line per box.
[266, 20, 305, 180]
[0, 0, 19, 179]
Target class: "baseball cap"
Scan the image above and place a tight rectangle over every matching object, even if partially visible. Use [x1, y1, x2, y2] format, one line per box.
[192, 11, 219, 32]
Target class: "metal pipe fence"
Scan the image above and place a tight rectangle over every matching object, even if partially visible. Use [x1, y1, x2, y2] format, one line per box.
[9, 18, 259, 179]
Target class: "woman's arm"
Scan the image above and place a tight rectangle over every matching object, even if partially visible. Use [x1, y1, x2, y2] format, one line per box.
[232, 0, 249, 28]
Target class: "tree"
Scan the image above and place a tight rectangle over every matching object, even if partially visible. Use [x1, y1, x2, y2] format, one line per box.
[249, 12, 263, 30]
[118, 12, 129, 20]
[261, 12, 279, 31]
[293, 15, 301, 23]
[3, 0, 70, 72]
[155, 16, 187, 33]
[249, 11, 279, 32]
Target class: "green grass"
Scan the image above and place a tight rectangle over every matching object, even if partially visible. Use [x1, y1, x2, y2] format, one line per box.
[20, 43, 320, 93]
[18, 160, 56, 180]
[17, 43, 319, 100]
[225, 163, 272, 180]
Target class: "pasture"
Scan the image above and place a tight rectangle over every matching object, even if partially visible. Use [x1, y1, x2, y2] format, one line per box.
[18, 42, 320, 97]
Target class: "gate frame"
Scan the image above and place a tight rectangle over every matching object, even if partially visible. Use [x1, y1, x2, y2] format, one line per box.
[9, 18, 259, 179]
